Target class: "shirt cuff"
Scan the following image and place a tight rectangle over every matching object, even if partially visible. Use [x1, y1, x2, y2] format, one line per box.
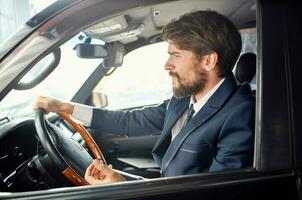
[71, 103, 93, 127]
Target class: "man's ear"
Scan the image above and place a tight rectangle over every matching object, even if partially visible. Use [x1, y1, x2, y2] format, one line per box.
[202, 52, 218, 72]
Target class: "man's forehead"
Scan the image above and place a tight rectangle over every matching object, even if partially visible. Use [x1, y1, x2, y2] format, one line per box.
[167, 41, 183, 53]
[167, 41, 194, 55]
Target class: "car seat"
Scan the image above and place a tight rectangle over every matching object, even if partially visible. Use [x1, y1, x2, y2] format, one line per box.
[235, 52, 256, 85]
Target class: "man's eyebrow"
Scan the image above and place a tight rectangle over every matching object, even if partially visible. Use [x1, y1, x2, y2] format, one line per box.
[168, 51, 181, 55]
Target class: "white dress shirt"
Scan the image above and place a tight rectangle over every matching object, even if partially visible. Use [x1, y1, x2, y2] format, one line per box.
[71, 78, 225, 139]
[71, 103, 93, 126]
[171, 78, 224, 140]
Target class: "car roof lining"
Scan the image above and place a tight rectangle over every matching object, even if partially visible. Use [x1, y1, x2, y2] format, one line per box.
[84, 0, 256, 49]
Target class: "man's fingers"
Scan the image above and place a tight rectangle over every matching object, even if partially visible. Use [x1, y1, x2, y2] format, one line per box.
[33, 96, 61, 113]
[91, 159, 101, 178]
[85, 163, 96, 185]
[85, 159, 122, 185]
[92, 167, 100, 178]
[33, 96, 74, 114]
[85, 175, 99, 185]
[33, 96, 47, 110]
[95, 163, 113, 174]
[85, 162, 95, 177]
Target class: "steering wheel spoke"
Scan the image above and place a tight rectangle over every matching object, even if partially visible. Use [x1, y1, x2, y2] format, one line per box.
[34, 108, 105, 186]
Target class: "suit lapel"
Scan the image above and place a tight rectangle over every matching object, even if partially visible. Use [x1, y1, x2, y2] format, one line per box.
[152, 97, 190, 165]
[161, 73, 238, 175]
[161, 104, 219, 173]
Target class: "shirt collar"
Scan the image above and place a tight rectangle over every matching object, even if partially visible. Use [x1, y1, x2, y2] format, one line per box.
[189, 78, 225, 115]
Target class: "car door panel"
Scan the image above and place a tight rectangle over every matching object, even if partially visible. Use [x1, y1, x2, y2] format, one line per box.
[2, 170, 298, 200]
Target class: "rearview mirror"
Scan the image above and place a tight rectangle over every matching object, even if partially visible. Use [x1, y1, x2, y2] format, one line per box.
[74, 43, 108, 59]
[103, 42, 125, 68]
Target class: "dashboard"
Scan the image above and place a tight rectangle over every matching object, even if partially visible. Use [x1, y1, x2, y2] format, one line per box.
[0, 117, 81, 191]
[0, 114, 159, 191]
[0, 119, 38, 182]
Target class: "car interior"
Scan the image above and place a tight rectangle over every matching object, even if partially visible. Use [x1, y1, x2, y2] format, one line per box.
[0, 0, 256, 192]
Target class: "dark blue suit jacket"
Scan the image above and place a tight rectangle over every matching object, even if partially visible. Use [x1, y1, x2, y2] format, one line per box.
[90, 73, 255, 177]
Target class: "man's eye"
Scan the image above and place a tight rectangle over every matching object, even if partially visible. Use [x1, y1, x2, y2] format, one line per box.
[174, 55, 181, 59]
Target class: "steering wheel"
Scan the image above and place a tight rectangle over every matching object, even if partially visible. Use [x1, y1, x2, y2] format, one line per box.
[34, 108, 106, 186]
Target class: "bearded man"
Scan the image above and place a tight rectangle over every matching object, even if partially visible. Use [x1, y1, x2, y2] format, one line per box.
[34, 10, 255, 185]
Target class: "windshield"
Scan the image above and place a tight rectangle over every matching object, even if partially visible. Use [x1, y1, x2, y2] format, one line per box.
[0, 1, 57, 59]
[0, 35, 101, 119]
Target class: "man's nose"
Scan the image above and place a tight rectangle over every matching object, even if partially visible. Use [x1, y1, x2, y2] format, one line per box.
[164, 57, 174, 71]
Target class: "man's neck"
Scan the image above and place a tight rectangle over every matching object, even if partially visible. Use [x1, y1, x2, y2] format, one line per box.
[193, 77, 223, 102]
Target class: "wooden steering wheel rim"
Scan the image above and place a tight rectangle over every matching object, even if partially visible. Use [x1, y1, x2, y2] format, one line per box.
[58, 112, 106, 185]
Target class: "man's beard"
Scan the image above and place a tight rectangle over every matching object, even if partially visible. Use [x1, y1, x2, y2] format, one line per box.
[170, 69, 208, 98]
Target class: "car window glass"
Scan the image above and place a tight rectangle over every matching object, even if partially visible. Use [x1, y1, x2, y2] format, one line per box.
[18, 52, 55, 84]
[94, 29, 256, 110]
[241, 28, 257, 54]
[0, 34, 101, 118]
[0, 1, 56, 45]
[94, 42, 173, 110]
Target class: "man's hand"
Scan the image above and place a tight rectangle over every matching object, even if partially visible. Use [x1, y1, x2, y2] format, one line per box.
[33, 96, 74, 114]
[85, 159, 126, 185]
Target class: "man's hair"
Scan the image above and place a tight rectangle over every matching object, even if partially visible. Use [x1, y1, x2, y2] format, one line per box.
[162, 10, 242, 78]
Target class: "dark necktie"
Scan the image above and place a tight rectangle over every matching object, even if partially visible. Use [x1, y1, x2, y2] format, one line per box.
[184, 104, 195, 127]
[166, 104, 195, 144]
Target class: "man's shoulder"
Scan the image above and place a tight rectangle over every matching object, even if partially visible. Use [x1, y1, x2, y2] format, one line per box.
[234, 83, 255, 102]
[225, 83, 255, 113]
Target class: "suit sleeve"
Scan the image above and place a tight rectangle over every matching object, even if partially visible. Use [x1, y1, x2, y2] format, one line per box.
[89, 99, 169, 136]
[209, 101, 255, 171]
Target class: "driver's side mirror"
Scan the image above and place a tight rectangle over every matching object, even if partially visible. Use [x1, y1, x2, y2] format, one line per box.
[92, 91, 108, 108]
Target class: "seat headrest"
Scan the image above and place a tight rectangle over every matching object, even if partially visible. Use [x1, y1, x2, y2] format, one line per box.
[235, 53, 256, 84]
